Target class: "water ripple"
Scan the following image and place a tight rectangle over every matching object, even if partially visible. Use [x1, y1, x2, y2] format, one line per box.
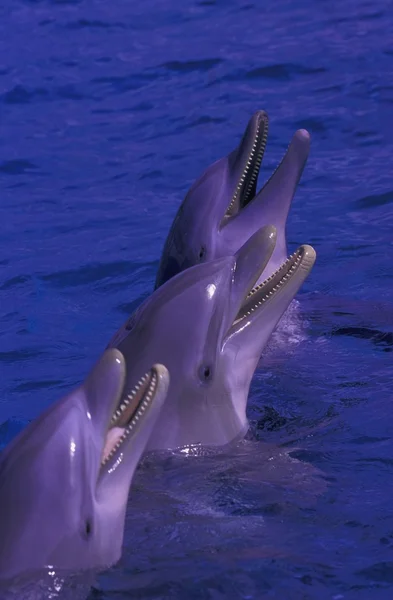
[356, 190, 393, 208]
[1, 0, 393, 597]
[161, 58, 224, 72]
[0, 160, 38, 175]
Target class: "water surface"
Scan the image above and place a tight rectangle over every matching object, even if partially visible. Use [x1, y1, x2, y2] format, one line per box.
[1, 0, 393, 598]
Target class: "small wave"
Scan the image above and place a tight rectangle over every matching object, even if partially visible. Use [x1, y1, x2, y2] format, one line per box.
[2, 85, 48, 105]
[160, 58, 223, 73]
[65, 19, 127, 30]
[13, 379, 63, 393]
[56, 85, 86, 100]
[170, 115, 226, 135]
[246, 63, 327, 80]
[0, 275, 31, 291]
[1, 84, 93, 105]
[91, 72, 156, 94]
[0, 348, 47, 364]
[139, 169, 163, 180]
[331, 326, 393, 352]
[40, 260, 134, 289]
[49, 0, 82, 5]
[355, 190, 393, 209]
[0, 160, 38, 175]
[186, 115, 226, 128]
[217, 62, 327, 84]
[356, 561, 393, 584]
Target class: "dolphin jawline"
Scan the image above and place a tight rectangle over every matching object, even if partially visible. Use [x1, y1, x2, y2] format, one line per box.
[100, 363, 165, 470]
[225, 110, 269, 218]
[230, 243, 315, 334]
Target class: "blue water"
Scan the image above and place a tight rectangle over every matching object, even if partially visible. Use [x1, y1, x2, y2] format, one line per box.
[1, 0, 393, 597]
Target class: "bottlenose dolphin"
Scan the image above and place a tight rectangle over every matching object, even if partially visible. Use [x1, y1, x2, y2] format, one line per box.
[107, 225, 316, 451]
[0, 350, 169, 592]
[155, 110, 310, 289]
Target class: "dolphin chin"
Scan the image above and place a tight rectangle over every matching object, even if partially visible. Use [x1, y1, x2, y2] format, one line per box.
[107, 226, 316, 452]
[155, 110, 310, 290]
[0, 349, 169, 584]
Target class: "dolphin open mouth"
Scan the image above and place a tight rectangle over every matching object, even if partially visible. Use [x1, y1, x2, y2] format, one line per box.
[225, 111, 269, 218]
[101, 368, 159, 466]
[233, 244, 316, 326]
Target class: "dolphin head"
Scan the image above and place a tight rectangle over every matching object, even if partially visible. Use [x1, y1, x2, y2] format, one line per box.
[0, 350, 169, 581]
[109, 226, 316, 451]
[155, 110, 311, 288]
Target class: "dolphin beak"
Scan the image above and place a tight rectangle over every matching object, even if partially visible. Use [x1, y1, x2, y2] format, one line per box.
[82, 349, 127, 438]
[227, 244, 316, 339]
[100, 363, 170, 471]
[224, 110, 270, 218]
[230, 128, 311, 232]
[230, 225, 277, 316]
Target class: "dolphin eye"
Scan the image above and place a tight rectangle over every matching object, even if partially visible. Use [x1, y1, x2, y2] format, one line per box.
[83, 519, 93, 539]
[199, 364, 213, 383]
[198, 246, 206, 260]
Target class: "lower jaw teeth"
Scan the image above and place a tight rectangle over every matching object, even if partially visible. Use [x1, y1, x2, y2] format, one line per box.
[101, 427, 125, 464]
[100, 371, 157, 466]
[234, 253, 303, 323]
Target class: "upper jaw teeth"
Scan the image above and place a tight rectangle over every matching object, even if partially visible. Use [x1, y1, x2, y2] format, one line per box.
[110, 372, 149, 425]
[246, 250, 302, 299]
[101, 371, 157, 467]
[226, 115, 268, 215]
[234, 250, 303, 323]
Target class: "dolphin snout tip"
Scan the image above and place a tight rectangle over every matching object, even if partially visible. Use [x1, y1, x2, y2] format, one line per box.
[152, 363, 170, 397]
[254, 108, 269, 119]
[300, 244, 317, 270]
[109, 348, 126, 366]
[294, 128, 311, 145]
[153, 363, 170, 381]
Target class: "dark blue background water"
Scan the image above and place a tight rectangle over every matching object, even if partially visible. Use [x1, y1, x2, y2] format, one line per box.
[1, 0, 393, 598]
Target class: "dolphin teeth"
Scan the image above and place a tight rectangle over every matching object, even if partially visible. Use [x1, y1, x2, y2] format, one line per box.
[226, 113, 269, 216]
[234, 247, 304, 325]
[246, 250, 301, 298]
[101, 370, 158, 467]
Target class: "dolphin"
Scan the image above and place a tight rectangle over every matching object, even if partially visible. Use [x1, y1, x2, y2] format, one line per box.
[107, 225, 316, 451]
[155, 110, 310, 289]
[0, 349, 169, 591]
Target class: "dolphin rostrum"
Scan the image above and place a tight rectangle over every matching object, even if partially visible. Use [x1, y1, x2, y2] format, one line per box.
[155, 110, 310, 289]
[0, 349, 169, 594]
[107, 225, 316, 451]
